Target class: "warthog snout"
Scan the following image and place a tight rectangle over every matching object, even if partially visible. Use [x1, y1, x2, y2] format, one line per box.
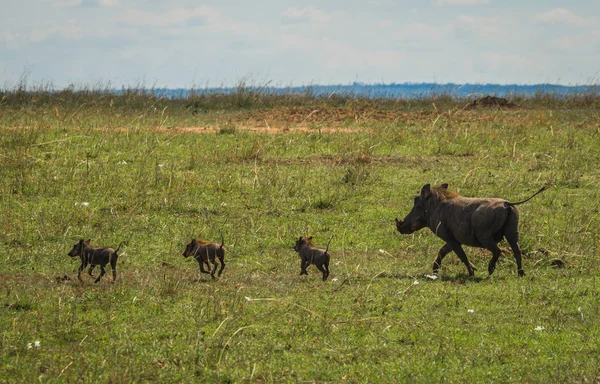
[395, 218, 418, 234]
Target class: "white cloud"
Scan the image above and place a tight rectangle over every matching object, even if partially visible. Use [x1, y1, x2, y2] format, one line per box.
[115, 6, 267, 41]
[553, 35, 574, 51]
[482, 52, 535, 72]
[56, 0, 119, 7]
[277, 34, 407, 73]
[118, 6, 221, 28]
[56, 0, 83, 6]
[533, 8, 590, 27]
[0, 32, 16, 43]
[282, 6, 329, 23]
[452, 15, 506, 41]
[378, 20, 394, 28]
[549, 30, 600, 52]
[9, 19, 83, 44]
[435, 0, 490, 5]
[96, 0, 119, 6]
[392, 22, 442, 42]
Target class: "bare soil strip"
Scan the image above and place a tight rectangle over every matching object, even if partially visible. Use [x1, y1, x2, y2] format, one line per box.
[1, 125, 366, 134]
[158, 125, 363, 134]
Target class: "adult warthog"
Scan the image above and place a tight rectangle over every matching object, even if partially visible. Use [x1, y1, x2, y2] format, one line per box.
[395, 184, 549, 277]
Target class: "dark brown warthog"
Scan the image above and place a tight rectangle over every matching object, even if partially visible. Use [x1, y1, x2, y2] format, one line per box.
[395, 184, 549, 277]
[182, 234, 226, 279]
[68, 239, 124, 283]
[293, 236, 332, 281]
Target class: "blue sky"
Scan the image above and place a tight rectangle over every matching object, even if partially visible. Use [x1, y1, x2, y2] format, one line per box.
[1, 0, 599, 88]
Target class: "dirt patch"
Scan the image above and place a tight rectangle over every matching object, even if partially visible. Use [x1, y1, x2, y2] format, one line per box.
[55, 274, 73, 282]
[242, 107, 436, 125]
[0, 125, 365, 134]
[1, 103, 536, 135]
[165, 125, 363, 134]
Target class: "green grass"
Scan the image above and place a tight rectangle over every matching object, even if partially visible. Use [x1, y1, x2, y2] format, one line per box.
[1, 89, 600, 382]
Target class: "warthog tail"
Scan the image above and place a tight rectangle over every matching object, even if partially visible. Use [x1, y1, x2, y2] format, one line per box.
[114, 241, 126, 254]
[220, 232, 225, 249]
[508, 185, 551, 206]
[324, 235, 334, 255]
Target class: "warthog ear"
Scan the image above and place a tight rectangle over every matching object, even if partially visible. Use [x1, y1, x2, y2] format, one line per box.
[420, 184, 431, 197]
[441, 183, 449, 189]
[307, 236, 313, 241]
[84, 239, 91, 245]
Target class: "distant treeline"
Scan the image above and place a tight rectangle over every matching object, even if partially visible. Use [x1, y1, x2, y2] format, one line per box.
[149, 82, 599, 100]
[1, 81, 599, 110]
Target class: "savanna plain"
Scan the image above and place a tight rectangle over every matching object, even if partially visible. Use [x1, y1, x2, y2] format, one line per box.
[1, 87, 599, 383]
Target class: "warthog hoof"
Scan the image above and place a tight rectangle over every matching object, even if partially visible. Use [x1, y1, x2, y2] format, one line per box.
[518, 269, 525, 277]
[467, 264, 477, 276]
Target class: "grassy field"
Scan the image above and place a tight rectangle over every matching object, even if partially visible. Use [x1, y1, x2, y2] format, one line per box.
[1, 88, 600, 382]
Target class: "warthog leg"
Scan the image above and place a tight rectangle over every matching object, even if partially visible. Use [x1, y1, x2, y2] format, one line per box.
[198, 259, 211, 275]
[110, 258, 117, 282]
[504, 231, 525, 277]
[447, 239, 476, 276]
[217, 259, 225, 277]
[482, 240, 503, 276]
[210, 259, 218, 280]
[94, 265, 106, 283]
[300, 260, 309, 275]
[77, 263, 85, 282]
[88, 265, 96, 277]
[315, 263, 329, 281]
[433, 243, 453, 274]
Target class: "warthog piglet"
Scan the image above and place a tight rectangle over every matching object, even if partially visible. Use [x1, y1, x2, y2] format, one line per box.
[294, 236, 332, 281]
[182, 234, 226, 279]
[68, 239, 123, 283]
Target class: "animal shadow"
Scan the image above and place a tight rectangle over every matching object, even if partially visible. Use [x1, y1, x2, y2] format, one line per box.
[439, 274, 485, 283]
